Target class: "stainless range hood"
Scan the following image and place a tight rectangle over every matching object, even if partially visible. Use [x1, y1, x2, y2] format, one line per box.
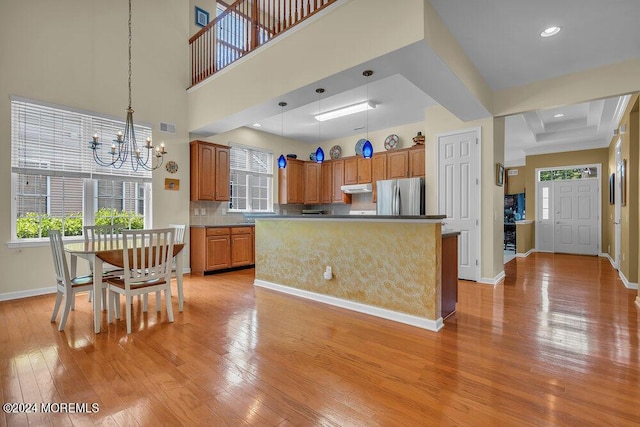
[340, 183, 373, 194]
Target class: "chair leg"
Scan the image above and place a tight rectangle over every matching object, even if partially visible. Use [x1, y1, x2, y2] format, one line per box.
[51, 291, 63, 322]
[101, 288, 107, 311]
[142, 294, 148, 312]
[177, 274, 184, 312]
[125, 295, 133, 334]
[88, 290, 93, 302]
[165, 288, 174, 323]
[155, 291, 161, 312]
[114, 294, 121, 319]
[58, 293, 73, 331]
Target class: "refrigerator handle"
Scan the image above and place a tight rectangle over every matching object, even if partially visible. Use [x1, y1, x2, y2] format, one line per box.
[393, 185, 400, 215]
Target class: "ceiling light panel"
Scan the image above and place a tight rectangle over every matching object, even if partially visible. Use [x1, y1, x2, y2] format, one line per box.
[314, 101, 375, 122]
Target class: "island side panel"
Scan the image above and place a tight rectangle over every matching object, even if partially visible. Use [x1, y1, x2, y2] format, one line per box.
[255, 219, 441, 321]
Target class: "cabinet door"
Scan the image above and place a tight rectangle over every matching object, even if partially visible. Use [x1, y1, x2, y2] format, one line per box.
[332, 160, 346, 203]
[215, 147, 230, 201]
[206, 235, 230, 270]
[321, 161, 333, 204]
[193, 142, 216, 200]
[231, 231, 253, 267]
[344, 157, 358, 185]
[357, 157, 372, 183]
[304, 162, 322, 204]
[409, 146, 425, 177]
[371, 153, 387, 202]
[279, 159, 304, 204]
[387, 150, 409, 179]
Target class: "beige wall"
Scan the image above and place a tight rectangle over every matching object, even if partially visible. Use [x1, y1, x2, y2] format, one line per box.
[516, 222, 534, 254]
[0, 0, 190, 296]
[506, 166, 526, 195]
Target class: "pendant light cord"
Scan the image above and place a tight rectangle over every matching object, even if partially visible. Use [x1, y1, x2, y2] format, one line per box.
[128, 0, 132, 110]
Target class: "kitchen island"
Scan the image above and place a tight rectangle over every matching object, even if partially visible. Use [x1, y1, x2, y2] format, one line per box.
[253, 215, 456, 332]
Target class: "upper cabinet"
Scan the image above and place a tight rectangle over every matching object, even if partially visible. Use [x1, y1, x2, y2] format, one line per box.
[304, 162, 322, 204]
[321, 161, 333, 204]
[279, 158, 304, 204]
[190, 140, 230, 201]
[371, 153, 387, 202]
[408, 145, 425, 177]
[387, 150, 409, 179]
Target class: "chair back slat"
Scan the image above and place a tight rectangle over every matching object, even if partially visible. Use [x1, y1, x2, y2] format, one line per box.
[122, 228, 174, 290]
[84, 224, 124, 249]
[168, 224, 186, 244]
[49, 230, 71, 289]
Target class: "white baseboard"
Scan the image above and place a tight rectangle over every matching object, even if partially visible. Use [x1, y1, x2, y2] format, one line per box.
[479, 270, 505, 286]
[619, 271, 639, 290]
[635, 296, 640, 310]
[601, 253, 618, 269]
[253, 279, 444, 332]
[516, 249, 535, 258]
[0, 286, 56, 302]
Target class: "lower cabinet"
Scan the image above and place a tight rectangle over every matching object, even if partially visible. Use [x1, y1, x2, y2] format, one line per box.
[441, 233, 459, 319]
[191, 226, 255, 275]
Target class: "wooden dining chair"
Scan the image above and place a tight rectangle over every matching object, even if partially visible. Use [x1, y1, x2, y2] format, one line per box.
[106, 228, 175, 334]
[49, 230, 94, 331]
[83, 224, 125, 306]
[168, 224, 186, 311]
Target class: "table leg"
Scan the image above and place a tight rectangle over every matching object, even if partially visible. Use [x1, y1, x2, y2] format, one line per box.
[93, 257, 103, 334]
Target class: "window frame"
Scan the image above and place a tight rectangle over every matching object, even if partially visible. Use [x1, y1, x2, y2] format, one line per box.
[9, 97, 153, 247]
[228, 143, 274, 213]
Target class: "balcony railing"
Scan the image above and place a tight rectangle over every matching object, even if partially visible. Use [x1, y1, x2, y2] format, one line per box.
[189, 0, 338, 87]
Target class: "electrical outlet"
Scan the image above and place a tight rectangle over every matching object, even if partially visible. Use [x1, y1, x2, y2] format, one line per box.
[201, 208, 207, 216]
[193, 208, 199, 216]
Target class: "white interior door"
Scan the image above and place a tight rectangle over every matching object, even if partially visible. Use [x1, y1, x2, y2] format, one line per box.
[438, 130, 479, 281]
[536, 181, 554, 252]
[553, 179, 598, 255]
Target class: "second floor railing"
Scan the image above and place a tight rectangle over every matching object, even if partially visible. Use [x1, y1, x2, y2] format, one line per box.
[189, 0, 338, 87]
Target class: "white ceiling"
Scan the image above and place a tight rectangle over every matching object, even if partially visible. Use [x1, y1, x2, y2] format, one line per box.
[195, 1, 640, 166]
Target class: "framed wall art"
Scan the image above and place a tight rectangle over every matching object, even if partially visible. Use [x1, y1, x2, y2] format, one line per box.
[195, 6, 209, 28]
[609, 173, 615, 205]
[496, 163, 504, 187]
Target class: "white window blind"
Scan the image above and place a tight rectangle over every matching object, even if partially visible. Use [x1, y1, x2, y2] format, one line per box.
[229, 144, 273, 212]
[11, 96, 152, 182]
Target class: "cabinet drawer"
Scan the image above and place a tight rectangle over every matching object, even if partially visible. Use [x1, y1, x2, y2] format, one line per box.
[206, 227, 230, 236]
[231, 226, 252, 235]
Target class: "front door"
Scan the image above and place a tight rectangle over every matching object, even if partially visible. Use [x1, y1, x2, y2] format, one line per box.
[438, 130, 480, 281]
[536, 180, 555, 252]
[553, 179, 598, 255]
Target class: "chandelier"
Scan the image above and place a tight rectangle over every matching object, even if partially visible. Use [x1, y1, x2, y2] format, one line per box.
[90, 0, 166, 171]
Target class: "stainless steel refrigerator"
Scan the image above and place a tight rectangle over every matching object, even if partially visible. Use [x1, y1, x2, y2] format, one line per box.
[376, 177, 425, 216]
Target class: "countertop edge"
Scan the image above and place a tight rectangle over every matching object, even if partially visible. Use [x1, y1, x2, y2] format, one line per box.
[190, 224, 255, 228]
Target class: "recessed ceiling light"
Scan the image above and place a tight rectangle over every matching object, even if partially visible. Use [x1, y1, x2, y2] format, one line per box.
[252, 123, 262, 127]
[540, 26, 561, 38]
[554, 113, 564, 118]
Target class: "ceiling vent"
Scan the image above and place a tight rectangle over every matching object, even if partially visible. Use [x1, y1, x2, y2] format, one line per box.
[160, 122, 176, 134]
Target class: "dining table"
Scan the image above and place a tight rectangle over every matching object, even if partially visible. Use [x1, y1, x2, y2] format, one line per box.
[64, 239, 185, 333]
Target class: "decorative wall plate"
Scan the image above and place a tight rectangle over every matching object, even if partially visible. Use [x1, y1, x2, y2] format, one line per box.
[309, 152, 317, 162]
[384, 134, 399, 150]
[329, 145, 342, 159]
[355, 139, 367, 156]
[165, 160, 178, 173]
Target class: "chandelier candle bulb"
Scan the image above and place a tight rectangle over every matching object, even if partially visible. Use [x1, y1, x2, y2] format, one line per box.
[110, 144, 116, 154]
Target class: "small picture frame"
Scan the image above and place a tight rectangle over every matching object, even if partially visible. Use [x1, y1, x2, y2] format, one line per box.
[496, 163, 504, 187]
[609, 173, 615, 205]
[195, 6, 209, 28]
[165, 178, 180, 191]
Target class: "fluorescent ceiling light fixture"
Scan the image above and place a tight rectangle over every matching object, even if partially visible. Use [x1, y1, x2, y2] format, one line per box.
[314, 101, 375, 122]
[553, 113, 564, 118]
[540, 26, 561, 37]
[252, 123, 262, 127]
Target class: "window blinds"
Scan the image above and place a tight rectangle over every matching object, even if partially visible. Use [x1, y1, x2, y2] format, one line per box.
[11, 97, 152, 183]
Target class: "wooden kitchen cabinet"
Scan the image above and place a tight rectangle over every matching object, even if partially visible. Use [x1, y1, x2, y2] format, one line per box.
[190, 226, 255, 275]
[304, 162, 322, 204]
[357, 157, 372, 183]
[331, 160, 351, 204]
[409, 145, 425, 177]
[231, 227, 253, 267]
[279, 158, 304, 204]
[441, 233, 459, 319]
[321, 160, 333, 204]
[344, 157, 358, 185]
[387, 150, 409, 179]
[371, 153, 387, 202]
[190, 140, 230, 201]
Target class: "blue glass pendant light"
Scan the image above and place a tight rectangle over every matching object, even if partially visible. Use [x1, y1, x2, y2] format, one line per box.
[362, 140, 373, 158]
[277, 101, 287, 168]
[315, 88, 325, 163]
[315, 147, 324, 163]
[362, 70, 374, 159]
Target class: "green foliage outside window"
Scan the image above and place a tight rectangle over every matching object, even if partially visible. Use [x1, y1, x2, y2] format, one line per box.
[16, 208, 143, 238]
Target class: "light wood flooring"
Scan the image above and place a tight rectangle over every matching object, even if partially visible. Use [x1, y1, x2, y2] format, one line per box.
[1, 253, 639, 426]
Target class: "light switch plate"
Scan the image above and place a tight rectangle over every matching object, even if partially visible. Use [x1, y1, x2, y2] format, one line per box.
[193, 208, 199, 216]
[201, 208, 207, 216]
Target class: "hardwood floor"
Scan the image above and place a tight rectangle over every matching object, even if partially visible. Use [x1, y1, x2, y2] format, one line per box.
[1, 253, 638, 426]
